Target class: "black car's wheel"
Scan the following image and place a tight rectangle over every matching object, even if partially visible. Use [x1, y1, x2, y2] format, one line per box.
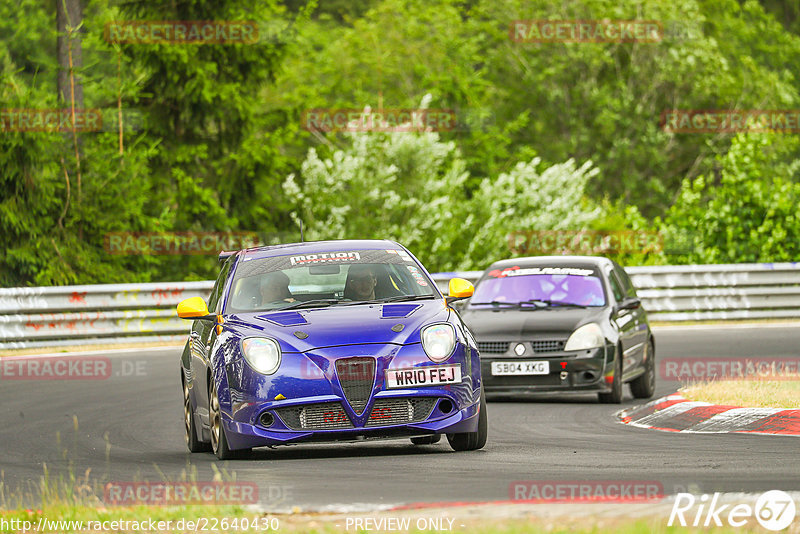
[183, 377, 211, 453]
[630, 339, 656, 399]
[598, 349, 624, 404]
[447, 388, 487, 451]
[209, 376, 250, 460]
[410, 435, 441, 445]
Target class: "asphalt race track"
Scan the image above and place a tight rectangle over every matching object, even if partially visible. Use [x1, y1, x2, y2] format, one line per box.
[1, 324, 798, 510]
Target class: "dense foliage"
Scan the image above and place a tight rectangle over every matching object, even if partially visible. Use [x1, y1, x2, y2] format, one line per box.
[2, 0, 799, 285]
[661, 133, 800, 264]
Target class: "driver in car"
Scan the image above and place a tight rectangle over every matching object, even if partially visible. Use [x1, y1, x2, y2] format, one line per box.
[344, 265, 377, 301]
[259, 271, 296, 305]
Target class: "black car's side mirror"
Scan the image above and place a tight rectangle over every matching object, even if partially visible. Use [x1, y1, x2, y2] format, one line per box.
[614, 297, 641, 314]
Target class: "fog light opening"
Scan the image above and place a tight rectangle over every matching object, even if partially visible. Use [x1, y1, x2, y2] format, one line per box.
[438, 399, 454, 414]
[259, 412, 275, 427]
[583, 370, 598, 381]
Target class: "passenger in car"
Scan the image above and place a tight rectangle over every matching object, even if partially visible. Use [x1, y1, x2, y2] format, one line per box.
[569, 277, 605, 306]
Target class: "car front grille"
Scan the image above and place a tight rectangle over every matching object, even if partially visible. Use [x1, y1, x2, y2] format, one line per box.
[531, 340, 565, 353]
[477, 341, 509, 354]
[478, 340, 566, 354]
[275, 402, 354, 431]
[365, 398, 437, 427]
[336, 357, 375, 415]
[274, 398, 439, 431]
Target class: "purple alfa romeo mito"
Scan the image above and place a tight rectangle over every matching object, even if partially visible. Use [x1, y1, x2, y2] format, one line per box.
[177, 240, 487, 459]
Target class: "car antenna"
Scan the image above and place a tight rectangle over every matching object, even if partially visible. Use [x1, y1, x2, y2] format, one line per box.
[299, 219, 304, 242]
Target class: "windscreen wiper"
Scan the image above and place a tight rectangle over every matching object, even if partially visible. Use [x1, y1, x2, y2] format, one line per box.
[518, 299, 587, 308]
[343, 295, 437, 305]
[280, 299, 341, 310]
[470, 300, 519, 307]
[377, 295, 437, 303]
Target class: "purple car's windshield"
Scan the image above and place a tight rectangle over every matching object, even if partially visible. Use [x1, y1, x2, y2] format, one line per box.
[470, 266, 606, 307]
[225, 248, 437, 313]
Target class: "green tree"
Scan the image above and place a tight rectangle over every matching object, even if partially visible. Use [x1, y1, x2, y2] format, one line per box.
[660, 133, 800, 264]
[269, 0, 800, 217]
[284, 110, 604, 272]
[102, 0, 306, 281]
[0, 56, 162, 285]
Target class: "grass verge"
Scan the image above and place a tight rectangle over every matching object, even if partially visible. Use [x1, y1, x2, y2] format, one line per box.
[680, 379, 800, 409]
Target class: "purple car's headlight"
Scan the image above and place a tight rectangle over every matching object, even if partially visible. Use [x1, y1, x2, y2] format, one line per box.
[421, 323, 456, 362]
[242, 337, 281, 375]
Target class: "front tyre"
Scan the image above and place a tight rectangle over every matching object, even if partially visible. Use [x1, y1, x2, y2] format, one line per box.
[630, 339, 656, 399]
[209, 376, 250, 460]
[447, 388, 488, 451]
[183, 377, 210, 453]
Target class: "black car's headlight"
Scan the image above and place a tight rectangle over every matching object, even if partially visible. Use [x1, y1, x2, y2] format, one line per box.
[241, 337, 281, 375]
[421, 323, 456, 362]
[564, 323, 605, 352]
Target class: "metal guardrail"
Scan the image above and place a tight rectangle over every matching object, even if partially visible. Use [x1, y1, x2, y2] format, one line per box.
[626, 263, 800, 322]
[435, 263, 800, 322]
[0, 282, 213, 349]
[2, 262, 799, 349]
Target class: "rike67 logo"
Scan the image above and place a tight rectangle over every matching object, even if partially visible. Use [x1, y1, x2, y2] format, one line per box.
[669, 490, 796, 531]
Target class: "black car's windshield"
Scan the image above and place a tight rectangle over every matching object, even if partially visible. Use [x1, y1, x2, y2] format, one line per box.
[470, 266, 607, 308]
[225, 248, 438, 313]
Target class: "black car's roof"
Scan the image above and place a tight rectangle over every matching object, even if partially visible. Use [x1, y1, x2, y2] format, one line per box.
[484, 255, 615, 272]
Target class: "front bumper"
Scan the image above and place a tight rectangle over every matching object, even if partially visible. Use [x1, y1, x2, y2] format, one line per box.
[223, 392, 480, 450]
[217, 341, 483, 450]
[480, 345, 614, 395]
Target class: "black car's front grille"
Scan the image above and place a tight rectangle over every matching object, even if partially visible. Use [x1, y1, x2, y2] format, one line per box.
[477, 341, 509, 354]
[478, 340, 566, 354]
[365, 398, 437, 427]
[336, 357, 375, 415]
[275, 402, 354, 430]
[531, 340, 566, 353]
